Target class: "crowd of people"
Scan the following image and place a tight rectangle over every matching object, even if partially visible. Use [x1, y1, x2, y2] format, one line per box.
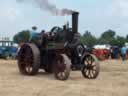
[92, 45, 128, 61]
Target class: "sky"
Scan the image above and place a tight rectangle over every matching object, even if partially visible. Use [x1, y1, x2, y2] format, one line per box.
[0, 0, 128, 40]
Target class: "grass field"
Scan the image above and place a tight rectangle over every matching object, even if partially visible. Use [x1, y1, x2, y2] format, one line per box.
[0, 59, 128, 96]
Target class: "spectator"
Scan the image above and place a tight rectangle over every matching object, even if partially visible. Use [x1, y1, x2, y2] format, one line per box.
[120, 46, 127, 61]
[29, 26, 38, 42]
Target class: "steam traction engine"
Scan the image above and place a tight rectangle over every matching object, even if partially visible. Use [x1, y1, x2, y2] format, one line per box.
[17, 12, 100, 80]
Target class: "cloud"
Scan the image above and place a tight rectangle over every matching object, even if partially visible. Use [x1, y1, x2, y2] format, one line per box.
[0, 0, 21, 21]
[111, 0, 128, 16]
[0, 8, 21, 21]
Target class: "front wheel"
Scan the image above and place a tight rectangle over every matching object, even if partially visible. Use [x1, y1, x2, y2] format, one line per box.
[53, 54, 71, 80]
[81, 54, 100, 79]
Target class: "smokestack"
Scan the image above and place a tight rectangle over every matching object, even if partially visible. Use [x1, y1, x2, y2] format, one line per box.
[72, 11, 79, 34]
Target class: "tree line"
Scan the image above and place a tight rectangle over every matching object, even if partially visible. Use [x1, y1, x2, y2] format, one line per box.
[13, 29, 128, 47]
[81, 29, 128, 47]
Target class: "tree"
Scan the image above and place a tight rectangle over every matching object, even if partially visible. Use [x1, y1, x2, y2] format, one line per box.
[13, 30, 30, 44]
[81, 30, 97, 47]
[126, 35, 128, 42]
[101, 29, 115, 39]
[116, 36, 126, 46]
[99, 29, 116, 44]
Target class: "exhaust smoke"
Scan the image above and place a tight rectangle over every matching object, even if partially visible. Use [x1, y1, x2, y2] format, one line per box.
[17, 0, 73, 15]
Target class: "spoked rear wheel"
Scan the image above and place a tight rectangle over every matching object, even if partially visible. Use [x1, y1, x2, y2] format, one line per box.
[17, 44, 40, 75]
[53, 54, 71, 80]
[81, 54, 100, 79]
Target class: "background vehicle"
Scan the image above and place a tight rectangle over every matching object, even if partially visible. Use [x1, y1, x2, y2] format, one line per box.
[0, 40, 17, 59]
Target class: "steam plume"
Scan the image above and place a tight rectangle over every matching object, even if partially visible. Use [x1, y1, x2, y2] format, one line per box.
[17, 0, 73, 15]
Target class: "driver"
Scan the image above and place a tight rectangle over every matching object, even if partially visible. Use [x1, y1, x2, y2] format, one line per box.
[40, 30, 48, 48]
